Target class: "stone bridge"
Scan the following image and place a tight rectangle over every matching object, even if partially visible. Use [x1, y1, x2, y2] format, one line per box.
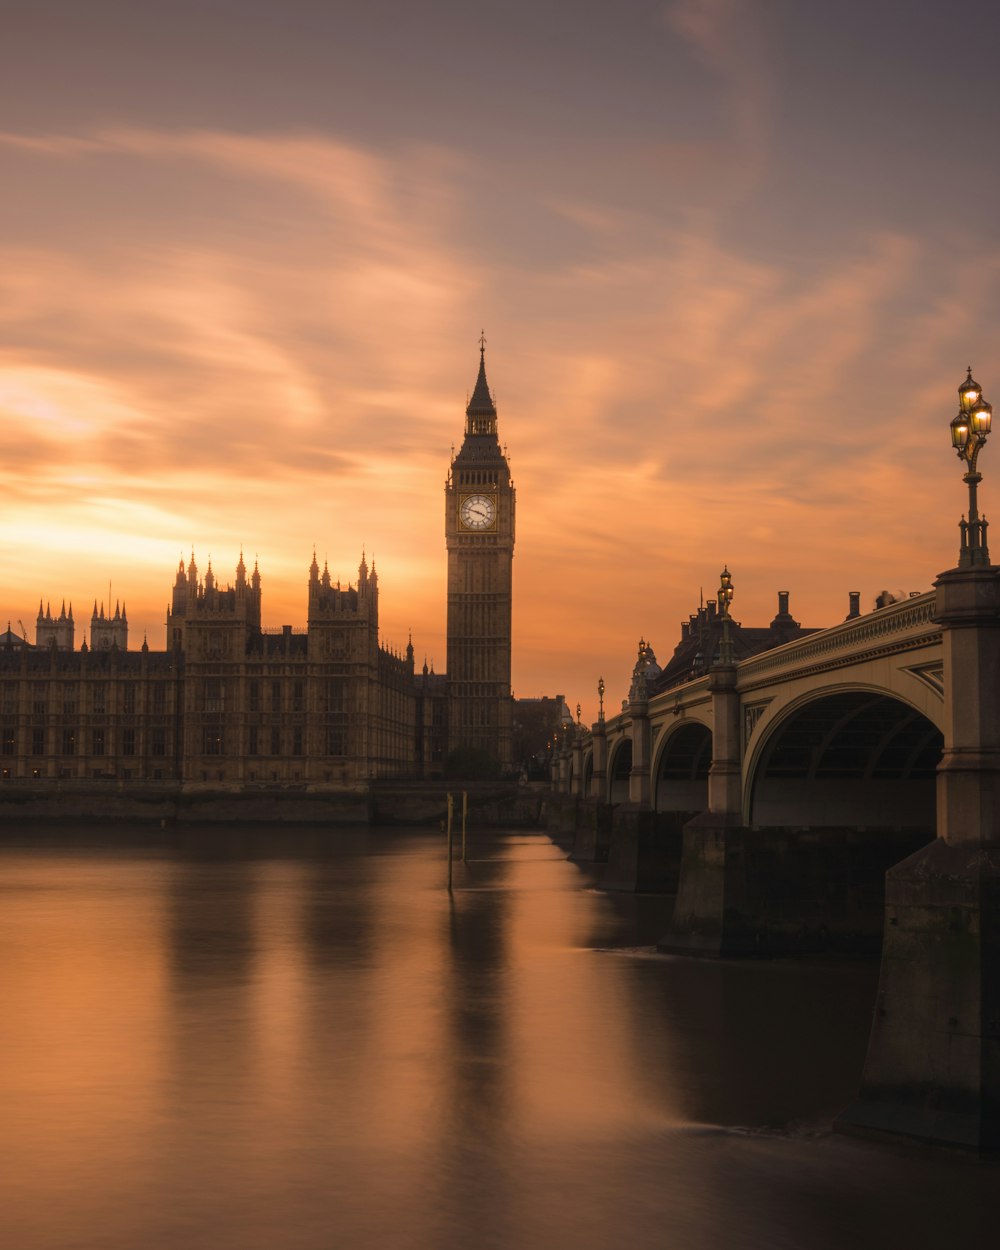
[549, 565, 1000, 1154]
[578, 587, 942, 826]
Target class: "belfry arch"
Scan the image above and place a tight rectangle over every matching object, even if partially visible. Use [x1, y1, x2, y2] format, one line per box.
[748, 690, 942, 832]
[654, 722, 711, 813]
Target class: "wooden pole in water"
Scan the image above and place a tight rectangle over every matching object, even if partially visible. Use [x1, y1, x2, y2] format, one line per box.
[462, 791, 468, 863]
[446, 792, 454, 891]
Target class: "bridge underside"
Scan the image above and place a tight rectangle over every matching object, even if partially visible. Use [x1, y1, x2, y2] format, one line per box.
[656, 722, 710, 813]
[609, 740, 632, 804]
[751, 692, 942, 829]
[660, 694, 943, 959]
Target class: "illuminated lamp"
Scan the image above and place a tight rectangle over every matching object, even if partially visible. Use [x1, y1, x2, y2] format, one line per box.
[959, 366, 982, 412]
[949, 366, 993, 567]
[971, 399, 992, 437]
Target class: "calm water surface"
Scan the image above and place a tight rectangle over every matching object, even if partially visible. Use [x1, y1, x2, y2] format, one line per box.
[0, 826, 994, 1250]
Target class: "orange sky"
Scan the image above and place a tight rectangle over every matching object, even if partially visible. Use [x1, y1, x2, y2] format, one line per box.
[3, 2, 999, 721]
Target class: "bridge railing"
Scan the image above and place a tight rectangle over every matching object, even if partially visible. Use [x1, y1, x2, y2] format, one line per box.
[736, 590, 939, 685]
[647, 674, 710, 718]
[600, 591, 941, 735]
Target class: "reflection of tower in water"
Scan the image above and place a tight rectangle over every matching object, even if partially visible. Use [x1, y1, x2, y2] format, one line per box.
[161, 852, 262, 1172]
[165, 853, 259, 984]
[428, 850, 517, 1244]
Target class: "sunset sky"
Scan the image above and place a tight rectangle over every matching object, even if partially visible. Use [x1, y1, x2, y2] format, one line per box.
[3, 0, 1000, 719]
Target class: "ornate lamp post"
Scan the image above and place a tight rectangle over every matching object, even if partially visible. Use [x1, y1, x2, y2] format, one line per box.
[597, 676, 605, 723]
[950, 366, 993, 567]
[576, 702, 582, 727]
[717, 566, 735, 664]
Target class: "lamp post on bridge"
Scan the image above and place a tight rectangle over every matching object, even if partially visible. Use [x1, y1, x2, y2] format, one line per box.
[657, 563, 743, 957]
[590, 677, 608, 804]
[717, 567, 734, 664]
[839, 368, 1000, 1152]
[950, 366, 993, 566]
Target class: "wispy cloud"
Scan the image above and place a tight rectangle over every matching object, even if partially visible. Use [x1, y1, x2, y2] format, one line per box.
[1, 119, 997, 714]
[663, 0, 774, 203]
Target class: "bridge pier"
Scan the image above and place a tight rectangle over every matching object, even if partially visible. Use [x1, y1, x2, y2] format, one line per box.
[658, 664, 743, 955]
[570, 736, 585, 798]
[838, 840, 1000, 1151]
[589, 718, 607, 802]
[554, 748, 571, 794]
[627, 690, 651, 808]
[840, 566, 1000, 1152]
[568, 797, 614, 862]
[602, 807, 688, 892]
[658, 818, 930, 956]
[566, 720, 613, 862]
[657, 663, 932, 956]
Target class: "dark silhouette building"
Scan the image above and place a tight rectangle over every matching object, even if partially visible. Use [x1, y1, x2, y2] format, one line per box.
[445, 339, 515, 771]
[0, 346, 516, 786]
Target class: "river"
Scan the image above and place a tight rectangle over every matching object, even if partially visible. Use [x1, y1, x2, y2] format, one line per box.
[0, 826, 994, 1249]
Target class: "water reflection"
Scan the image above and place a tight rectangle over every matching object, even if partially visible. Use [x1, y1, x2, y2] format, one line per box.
[0, 827, 994, 1250]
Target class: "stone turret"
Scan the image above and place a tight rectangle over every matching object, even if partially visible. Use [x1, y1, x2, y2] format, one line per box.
[166, 552, 262, 649]
[36, 600, 74, 651]
[91, 600, 128, 651]
[308, 550, 378, 629]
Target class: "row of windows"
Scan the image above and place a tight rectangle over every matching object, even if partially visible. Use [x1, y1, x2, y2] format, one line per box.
[1, 767, 170, 781]
[204, 679, 353, 713]
[1, 722, 361, 757]
[204, 727, 348, 757]
[3, 715, 360, 758]
[455, 470, 501, 485]
[3, 679, 364, 717]
[2, 727, 170, 756]
[454, 702, 497, 728]
[3, 683, 169, 715]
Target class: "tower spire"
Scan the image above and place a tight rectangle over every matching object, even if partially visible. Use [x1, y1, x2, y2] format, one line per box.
[466, 332, 497, 435]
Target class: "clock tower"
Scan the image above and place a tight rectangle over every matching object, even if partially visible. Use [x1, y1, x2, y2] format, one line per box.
[445, 338, 515, 770]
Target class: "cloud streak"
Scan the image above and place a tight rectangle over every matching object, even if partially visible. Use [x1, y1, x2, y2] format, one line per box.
[2, 107, 999, 717]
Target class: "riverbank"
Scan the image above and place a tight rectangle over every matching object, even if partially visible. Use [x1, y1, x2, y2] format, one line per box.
[0, 778, 548, 827]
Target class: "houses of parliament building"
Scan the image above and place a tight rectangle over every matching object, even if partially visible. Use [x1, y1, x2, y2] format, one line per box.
[0, 346, 516, 787]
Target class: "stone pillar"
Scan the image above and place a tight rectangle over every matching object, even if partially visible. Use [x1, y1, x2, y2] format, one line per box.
[556, 749, 570, 794]
[569, 721, 614, 863]
[705, 665, 741, 819]
[658, 664, 745, 956]
[590, 721, 607, 801]
[570, 736, 585, 799]
[839, 566, 1000, 1152]
[628, 694, 651, 808]
[935, 568, 1000, 843]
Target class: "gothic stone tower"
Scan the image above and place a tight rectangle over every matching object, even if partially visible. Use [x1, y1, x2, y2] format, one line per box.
[445, 341, 515, 770]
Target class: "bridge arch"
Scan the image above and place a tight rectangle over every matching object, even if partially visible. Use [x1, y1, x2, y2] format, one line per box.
[581, 746, 593, 796]
[608, 737, 632, 804]
[745, 686, 943, 831]
[653, 720, 712, 813]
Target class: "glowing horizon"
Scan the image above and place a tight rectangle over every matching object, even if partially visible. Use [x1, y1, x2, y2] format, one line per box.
[4, 2, 1000, 721]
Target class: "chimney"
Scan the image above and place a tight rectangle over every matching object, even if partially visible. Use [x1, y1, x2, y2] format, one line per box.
[777, 590, 790, 617]
[847, 591, 861, 619]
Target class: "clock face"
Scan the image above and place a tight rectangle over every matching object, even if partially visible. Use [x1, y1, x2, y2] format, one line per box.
[460, 493, 496, 530]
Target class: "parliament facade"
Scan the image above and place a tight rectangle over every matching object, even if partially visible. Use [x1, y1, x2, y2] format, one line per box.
[0, 347, 515, 788]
